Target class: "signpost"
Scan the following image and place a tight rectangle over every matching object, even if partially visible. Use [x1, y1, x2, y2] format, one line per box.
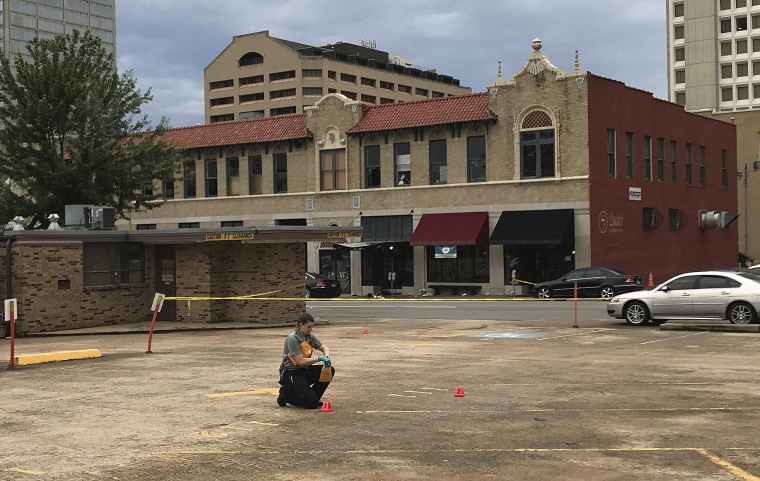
[6, 298, 17, 368]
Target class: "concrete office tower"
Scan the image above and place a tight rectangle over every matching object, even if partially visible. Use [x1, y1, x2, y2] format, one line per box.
[667, 0, 760, 262]
[204, 30, 472, 123]
[0, 0, 115, 62]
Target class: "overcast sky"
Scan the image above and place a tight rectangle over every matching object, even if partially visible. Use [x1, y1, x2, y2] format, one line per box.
[116, 0, 667, 128]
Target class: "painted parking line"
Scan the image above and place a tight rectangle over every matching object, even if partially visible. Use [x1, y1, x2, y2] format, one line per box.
[640, 331, 708, 345]
[205, 388, 279, 398]
[535, 328, 612, 340]
[152, 447, 760, 479]
[4, 467, 45, 475]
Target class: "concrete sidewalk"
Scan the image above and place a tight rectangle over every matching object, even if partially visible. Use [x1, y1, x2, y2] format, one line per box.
[20, 320, 304, 337]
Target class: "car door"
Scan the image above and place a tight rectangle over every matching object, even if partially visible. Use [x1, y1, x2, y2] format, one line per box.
[577, 268, 603, 298]
[692, 275, 736, 318]
[555, 268, 586, 297]
[650, 275, 698, 318]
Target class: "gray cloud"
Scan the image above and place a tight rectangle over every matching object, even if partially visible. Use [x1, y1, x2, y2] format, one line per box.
[116, 0, 666, 128]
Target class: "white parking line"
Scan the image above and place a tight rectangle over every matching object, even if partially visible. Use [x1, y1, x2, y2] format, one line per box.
[640, 331, 708, 345]
[535, 328, 612, 341]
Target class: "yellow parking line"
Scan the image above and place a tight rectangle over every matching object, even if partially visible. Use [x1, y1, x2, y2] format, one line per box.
[697, 449, 760, 481]
[205, 388, 279, 398]
[4, 467, 45, 475]
[536, 328, 611, 341]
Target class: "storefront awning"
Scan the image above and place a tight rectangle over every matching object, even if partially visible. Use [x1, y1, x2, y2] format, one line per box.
[409, 212, 489, 246]
[490, 209, 574, 245]
[335, 241, 385, 250]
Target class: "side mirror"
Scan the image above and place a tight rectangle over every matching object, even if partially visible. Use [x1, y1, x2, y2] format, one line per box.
[660, 286, 669, 292]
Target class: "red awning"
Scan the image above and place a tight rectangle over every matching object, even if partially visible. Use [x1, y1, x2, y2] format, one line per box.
[409, 212, 490, 246]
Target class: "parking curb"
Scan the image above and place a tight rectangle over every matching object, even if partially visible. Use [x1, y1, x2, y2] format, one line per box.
[660, 323, 760, 332]
[13, 349, 102, 366]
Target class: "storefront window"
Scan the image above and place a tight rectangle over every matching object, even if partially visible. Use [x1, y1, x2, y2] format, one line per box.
[426, 245, 489, 283]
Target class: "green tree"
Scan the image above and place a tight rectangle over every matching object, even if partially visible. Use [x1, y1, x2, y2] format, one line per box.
[0, 30, 179, 228]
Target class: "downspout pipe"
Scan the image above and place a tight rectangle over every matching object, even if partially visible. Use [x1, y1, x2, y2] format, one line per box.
[5, 236, 13, 300]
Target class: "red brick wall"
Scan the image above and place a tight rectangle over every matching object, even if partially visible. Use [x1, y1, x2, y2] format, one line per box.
[587, 74, 738, 282]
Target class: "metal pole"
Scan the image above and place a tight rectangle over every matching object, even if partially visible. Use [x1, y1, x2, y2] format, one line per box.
[745, 161, 749, 256]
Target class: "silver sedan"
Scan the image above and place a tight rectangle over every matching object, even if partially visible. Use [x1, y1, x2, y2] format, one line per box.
[607, 270, 760, 326]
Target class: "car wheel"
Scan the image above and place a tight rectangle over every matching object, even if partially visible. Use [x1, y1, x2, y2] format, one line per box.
[624, 301, 650, 326]
[728, 302, 756, 324]
[537, 286, 551, 299]
[600, 285, 615, 300]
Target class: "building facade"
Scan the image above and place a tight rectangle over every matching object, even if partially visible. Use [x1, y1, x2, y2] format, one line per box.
[667, 0, 760, 262]
[204, 30, 471, 123]
[127, 39, 738, 298]
[0, 0, 115, 61]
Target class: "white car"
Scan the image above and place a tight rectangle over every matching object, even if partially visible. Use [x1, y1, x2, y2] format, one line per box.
[607, 270, 760, 326]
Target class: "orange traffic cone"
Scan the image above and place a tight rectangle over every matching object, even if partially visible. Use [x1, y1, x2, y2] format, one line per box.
[647, 272, 654, 288]
[454, 386, 465, 397]
[320, 401, 333, 412]
[362, 328, 369, 335]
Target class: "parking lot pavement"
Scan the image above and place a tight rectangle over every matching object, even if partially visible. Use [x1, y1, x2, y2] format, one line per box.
[3, 317, 760, 480]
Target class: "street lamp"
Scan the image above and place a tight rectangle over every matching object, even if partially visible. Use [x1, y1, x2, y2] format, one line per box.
[739, 160, 760, 258]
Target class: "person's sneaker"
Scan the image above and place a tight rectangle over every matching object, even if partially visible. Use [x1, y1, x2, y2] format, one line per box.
[276, 394, 286, 407]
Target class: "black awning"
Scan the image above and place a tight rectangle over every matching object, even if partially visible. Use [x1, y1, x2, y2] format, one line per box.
[490, 209, 574, 245]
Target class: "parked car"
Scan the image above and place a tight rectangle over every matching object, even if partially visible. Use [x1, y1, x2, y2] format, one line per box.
[607, 270, 760, 326]
[534, 267, 643, 300]
[305, 272, 342, 298]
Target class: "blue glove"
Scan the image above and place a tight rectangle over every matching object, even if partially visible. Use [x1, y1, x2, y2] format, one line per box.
[318, 355, 331, 367]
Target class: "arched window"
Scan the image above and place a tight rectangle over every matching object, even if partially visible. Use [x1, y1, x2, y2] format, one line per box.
[519, 110, 555, 179]
[239, 52, 263, 67]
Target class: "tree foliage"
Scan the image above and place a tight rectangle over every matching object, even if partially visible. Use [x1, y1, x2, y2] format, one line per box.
[0, 30, 179, 228]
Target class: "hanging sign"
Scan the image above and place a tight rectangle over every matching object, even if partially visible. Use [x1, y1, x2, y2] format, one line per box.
[435, 246, 457, 258]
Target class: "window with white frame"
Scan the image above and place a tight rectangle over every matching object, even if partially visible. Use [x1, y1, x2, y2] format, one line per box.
[320, 149, 347, 191]
[394, 142, 411, 186]
[520, 110, 555, 179]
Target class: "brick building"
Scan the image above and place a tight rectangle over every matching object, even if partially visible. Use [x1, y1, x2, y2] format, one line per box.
[124, 39, 739, 299]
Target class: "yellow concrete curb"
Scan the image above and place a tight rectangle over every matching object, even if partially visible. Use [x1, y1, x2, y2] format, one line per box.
[14, 349, 102, 366]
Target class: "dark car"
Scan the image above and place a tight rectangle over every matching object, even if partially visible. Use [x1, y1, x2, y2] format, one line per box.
[305, 272, 342, 298]
[534, 267, 643, 300]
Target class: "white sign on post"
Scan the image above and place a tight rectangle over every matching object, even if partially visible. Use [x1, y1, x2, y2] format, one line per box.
[4, 298, 17, 323]
[151, 293, 166, 313]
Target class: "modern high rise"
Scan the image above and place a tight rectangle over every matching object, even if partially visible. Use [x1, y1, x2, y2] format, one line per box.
[0, 0, 115, 61]
[204, 30, 471, 123]
[667, 0, 760, 262]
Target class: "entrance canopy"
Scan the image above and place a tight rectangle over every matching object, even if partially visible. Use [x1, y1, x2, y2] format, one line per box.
[409, 212, 489, 246]
[490, 209, 574, 245]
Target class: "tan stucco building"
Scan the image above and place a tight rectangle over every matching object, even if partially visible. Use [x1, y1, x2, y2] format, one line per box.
[204, 30, 471, 123]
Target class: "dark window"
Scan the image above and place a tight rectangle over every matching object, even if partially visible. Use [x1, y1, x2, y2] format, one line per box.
[83, 243, 145, 287]
[341, 90, 357, 100]
[269, 70, 296, 82]
[398, 84, 412, 93]
[210, 97, 233, 107]
[643, 207, 663, 231]
[670, 141, 677, 183]
[697, 275, 737, 289]
[162, 175, 174, 200]
[302, 69, 322, 78]
[270, 88, 296, 99]
[699, 146, 706, 186]
[240, 92, 264, 103]
[239, 52, 263, 67]
[221, 220, 244, 228]
[179, 222, 200, 229]
[625, 132, 634, 180]
[328, 70, 336, 80]
[644, 136, 652, 181]
[360, 94, 376, 103]
[205, 159, 217, 197]
[394, 142, 411, 186]
[303, 87, 323, 96]
[226, 157, 240, 196]
[364, 145, 381, 188]
[209, 79, 233, 90]
[361, 77, 376, 87]
[674, 2, 684, 17]
[675, 47, 685, 61]
[340, 73, 356, 83]
[270, 106, 296, 116]
[467, 136, 486, 182]
[274, 153, 288, 193]
[432, 91, 444, 98]
[380, 81, 394, 90]
[239, 75, 264, 86]
[380, 97, 394, 104]
[429, 140, 447, 184]
[722, 150, 729, 188]
[685, 143, 693, 185]
[425, 245, 489, 283]
[210, 114, 234, 123]
[183, 161, 196, 198]
[657, 138, 665, 182]
[521, 130, 555, 179]
[249, 155, 263, 194]
[669, 208, 685, 230]
[666, 275, 698, 290]
[320, 149, 347, 191]
[415, 87, 428, 97]
[136, 224, 156, 230]
[607, 129, 616, 178]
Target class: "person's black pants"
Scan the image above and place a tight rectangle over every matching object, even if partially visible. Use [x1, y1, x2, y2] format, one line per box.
[279, 365, 335, 409]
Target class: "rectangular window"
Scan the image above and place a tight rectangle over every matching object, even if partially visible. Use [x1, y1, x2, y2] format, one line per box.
[183, 161, 196, 198]
[209, 79, 233, 90]
[269, 70, 296, 82]
[699, 146, 706, 186]
[360, 94, 376, 103]
[302, 69, 322, 78]
[320, 149, 347, 191]
[341, 90, 357, 100]
[429, 140, 447, 184]
[626, 132, 634, 179]
[657, 138, 665, 182]
[210, 97, 233, 107]
[274, 153, 288, 193]
[398, 84, 412, 93]
[415, 87, 428, 96]
[162, 175, 174, 200]
[675, 47, 685, 61]
[249, 155, 262, 194]
[380, 80, 394, 90]
[83, 243, 145, 287]
[361, 77, 376, 87]
[722, 150, 729, 188]
[467, 136, 486, 182]
[721, 42, 732, 56]
[644, 136, 652, 181]
[670, 141, 677, 183]
[179, 222, 200, 229]
[270, 88, 296, 99]
[607, 129, 616, 178]
[226, 157, 240, 196]
[303, 87, 323, 96]
[205, 159, 218, 197]
[394, 142, 411, 186]
[521, 130, 555, 179]
[685, 143, 693, 185]
[340, 73, 357, 83]
[675, 70, 685, 84]
[221, 220, 244, 228]
[674, 25, 684, 39]
[328, 70, 336, 80]
[738, 39, 749, 54]
[425, 245, 489, 283]
[240, 75, 264, 86]
[240, 92, 264, 103]
[364, 145, 381, 188]
[136, 224, 156, 230]
[673, 2, 684, 17]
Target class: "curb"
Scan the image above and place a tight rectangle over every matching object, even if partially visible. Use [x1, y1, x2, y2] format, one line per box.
[660, 323, 760, 332]
[13, 349, 102, 366]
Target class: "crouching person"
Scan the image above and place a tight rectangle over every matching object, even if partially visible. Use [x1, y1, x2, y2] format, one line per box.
[277, 312, 335, 409]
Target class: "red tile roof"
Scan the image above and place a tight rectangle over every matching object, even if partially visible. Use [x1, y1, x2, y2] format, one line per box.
[159, 114, 311, 149]
[347, 93, 496, 134]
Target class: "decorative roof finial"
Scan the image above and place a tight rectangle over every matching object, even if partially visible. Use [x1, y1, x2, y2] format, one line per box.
[574, 50, 579, 70]
[497, 61, 503, 80]
[532, 38, 542, 51]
